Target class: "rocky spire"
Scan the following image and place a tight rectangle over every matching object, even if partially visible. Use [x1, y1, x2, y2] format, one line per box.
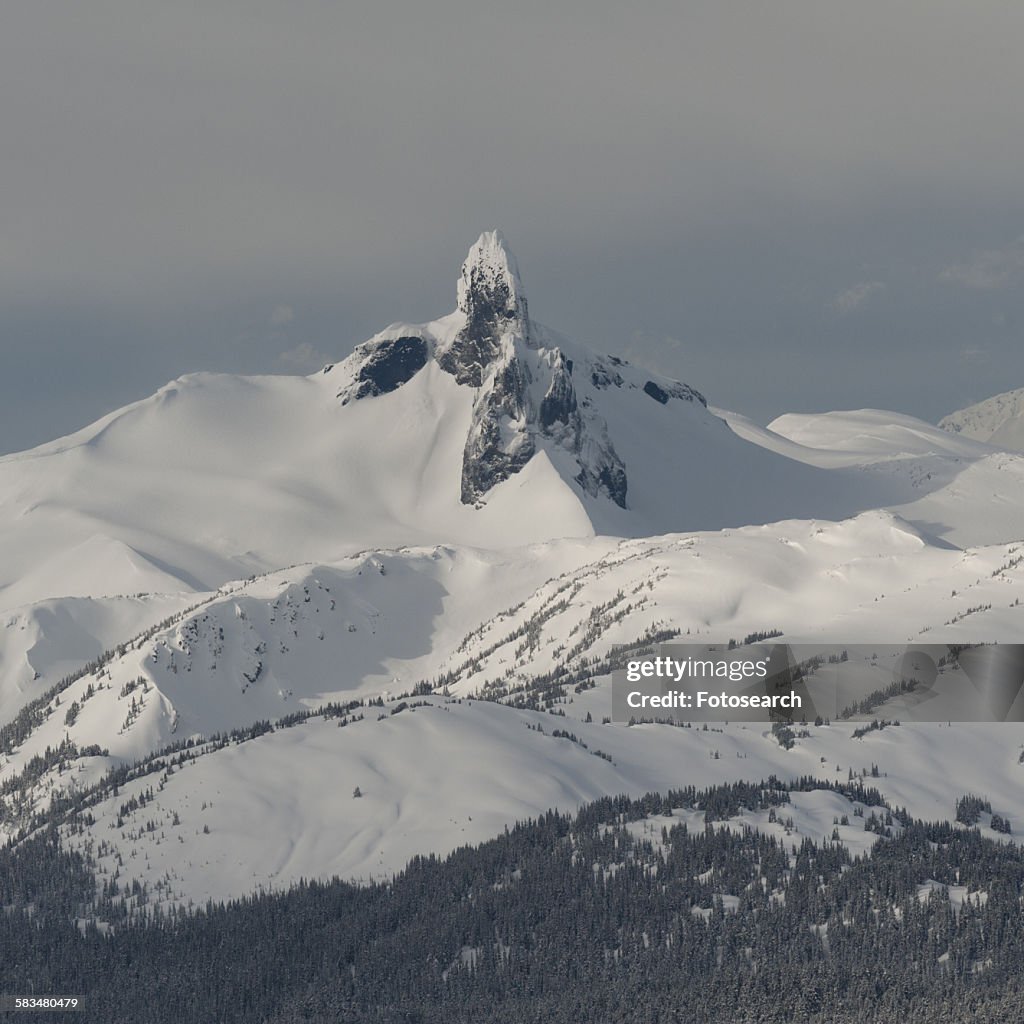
[438, 231, 530, 387]
[456, 230, 528, 323]
[336, 229, 633, 511]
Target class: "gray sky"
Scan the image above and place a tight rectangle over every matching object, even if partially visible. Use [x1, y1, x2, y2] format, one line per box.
[3, 1, 1024, 454]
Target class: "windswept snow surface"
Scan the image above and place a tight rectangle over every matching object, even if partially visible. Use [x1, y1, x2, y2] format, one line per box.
[0, 359, 910, 616]
[766, 409, 997, 460]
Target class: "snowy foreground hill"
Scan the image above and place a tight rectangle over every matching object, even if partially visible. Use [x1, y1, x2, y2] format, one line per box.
[2, 232, 1024, 918]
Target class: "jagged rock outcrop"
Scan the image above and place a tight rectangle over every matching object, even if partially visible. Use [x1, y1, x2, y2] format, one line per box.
[461, 352, 536, 505]
[438, 233, 633, 507]
[643, 379, 705, 407]
[437, 230, 530, 387]
[538, 354, 578, 434]
[333, 230, 709, 512]
[337, 335, 428, 405]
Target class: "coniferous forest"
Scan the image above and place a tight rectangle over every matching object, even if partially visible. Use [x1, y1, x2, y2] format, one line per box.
[2, 779, 1024, 1023]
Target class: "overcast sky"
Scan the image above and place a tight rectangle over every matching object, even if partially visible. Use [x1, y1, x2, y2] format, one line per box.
[3, 1, 1024, 454]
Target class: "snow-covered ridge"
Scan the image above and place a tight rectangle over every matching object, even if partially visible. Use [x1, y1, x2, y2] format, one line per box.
[940, 387, 1024, 452]
[4, 512, 1023, 849]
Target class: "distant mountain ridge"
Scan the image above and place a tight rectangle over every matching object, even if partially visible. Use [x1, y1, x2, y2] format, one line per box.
[940, 387, 1024, 452]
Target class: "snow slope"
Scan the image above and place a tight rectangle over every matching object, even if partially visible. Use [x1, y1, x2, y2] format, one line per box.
[54, 704, 1024, 910]
[0, 366, 593, 612]
[4, 512, 1024, 909]
[940, 387, 1024, 451]
[8, 510, 1021, 777]
[0, 592, 192, 722]
[715, 407, 1024, 546]
[767, 409, 997, 460]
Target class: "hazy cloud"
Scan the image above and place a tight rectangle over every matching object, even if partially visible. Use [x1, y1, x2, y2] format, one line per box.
[623, 332, 687, 378]
[279, 342, 330, 372]
[4, 3, 1024, 450]
[834, 281, 885, 315]
[270, 304, 294, 327]
[941, 238, 1024, 290]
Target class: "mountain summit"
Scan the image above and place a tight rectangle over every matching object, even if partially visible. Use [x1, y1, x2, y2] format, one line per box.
[442, 229, 531, 383]
[334, 231, 708, 508]
[0, 231, 910, 614]
[940, 387, 1024, 452]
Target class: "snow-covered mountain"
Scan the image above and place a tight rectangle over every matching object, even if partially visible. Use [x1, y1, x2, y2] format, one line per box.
[3, 230, 1024, 917]
[4, 512, 1023, 906]
[6, 231, 1004, 619]
[940, 387, 1024, 451]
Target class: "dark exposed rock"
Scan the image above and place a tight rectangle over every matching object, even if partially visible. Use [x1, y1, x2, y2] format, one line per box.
[460, 340, 629, 509]
[666, 380, 707, 407]
[339, 336, 428, 404]
[590, 362, 624, 390]
[576, 455, 628, 510]
[598, 464, 628, 508]
[538, 357, 579, 432]
[438, 309, 507, 388]
[438, 232, 529, 388]
[643, 380, 669, 405]
[544, 352, 628, 509]
[326, 233, 721, 517]
[643, 378, 707, 408]
[460, 423, 536, 506]
[460, 355, 535, 505]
